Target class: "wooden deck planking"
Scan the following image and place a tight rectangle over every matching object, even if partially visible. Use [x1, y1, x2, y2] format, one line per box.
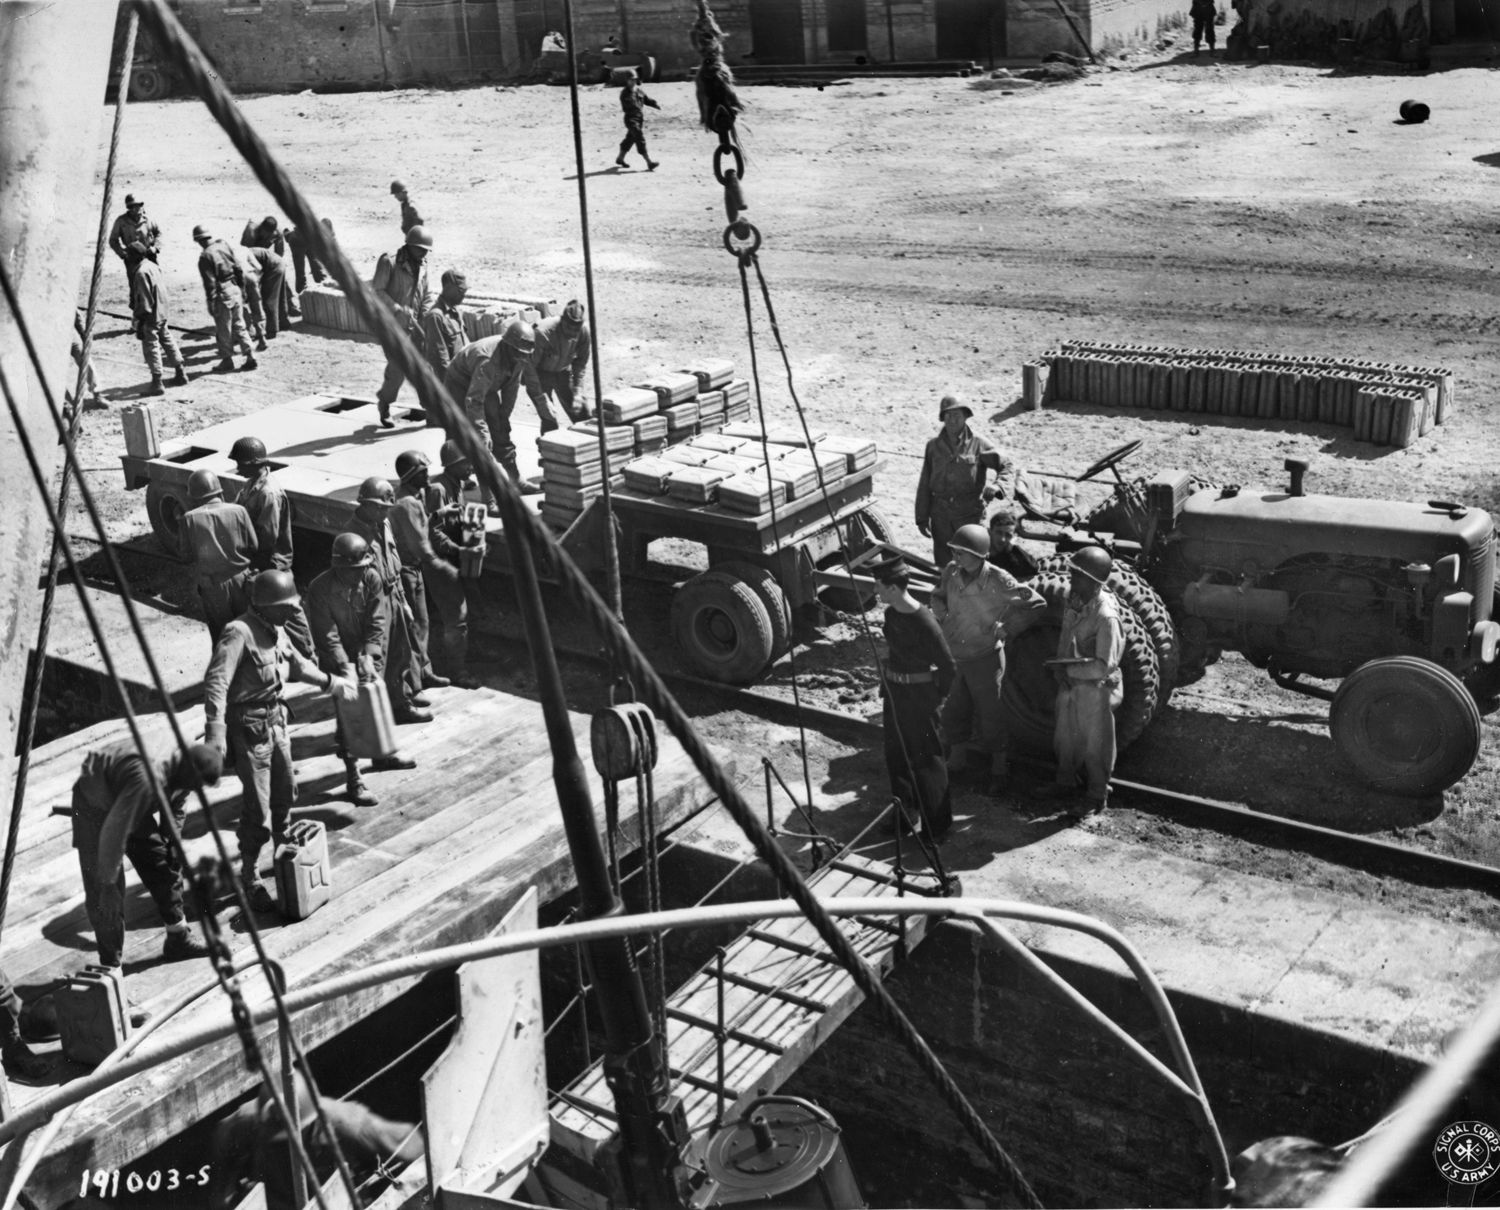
[551, 856, 931, 1166]
[8, 684, 731, 1209]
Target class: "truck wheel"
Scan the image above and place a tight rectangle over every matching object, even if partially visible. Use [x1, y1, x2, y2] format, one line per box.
[1037, 554, 1180, 714]
[129, 64, 170, 102]
[714, 561, 792, 659]
[145, 482, 191, 562]
[997, 571, 1160, 758]
[818, 506, 893, 613]
[1329, 656, 1481, 796]
[672, 570, 775, 684]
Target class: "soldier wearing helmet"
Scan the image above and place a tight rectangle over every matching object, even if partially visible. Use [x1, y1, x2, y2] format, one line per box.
[422, 269, 469, 384]
[204, 571, 357, 911]
[195, 225, 259, 374]
[466, 317, 552, 493]
[371, 224, 435, 426]
[930, 522, 1046, 796]
[306, 533, 418, 806]
[390, 451, 458, 692]
[230, 436, 293, 574]
[1036, 546, 1125, 818]
[534, 299, 593, 423]
[390, 179, 425, 235]
[129, 235, 188, 396]
[349, 477, 432, 724]
[438, 334, 504, 509]
[423, 441, 485, 687]
[914, 393, 1014, 568]
[181, 470, 259, 647]
[108, 192, 161, 311]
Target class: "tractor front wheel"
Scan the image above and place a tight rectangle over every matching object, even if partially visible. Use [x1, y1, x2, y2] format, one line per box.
[1329, 656, 1481, 797]
[145, 482, 191, 562]
[671, 570, 775, 684]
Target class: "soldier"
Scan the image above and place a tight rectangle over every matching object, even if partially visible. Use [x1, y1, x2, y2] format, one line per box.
[230, 436, 292, 573]
[284, 216, 334, 296]
[423, 269, 469, 383]
[348, 477, 432, 724]
[914, 394, 1012, 567]
[241, 214, 296, 319]
[204, 571, 356, 911]
[392, 450, 457, 692]
[70, 739, 219, 976]
[423, 441, 484, 688]
[0, 968, 48, 1082]
[241, 244, 288, 345]
[305, 534, 419, 807]
[469, 318, 551, 492]
[372, 225, 434, 428]
[67, 310, 106, 413]
[128, 242, 188, 396]
[108, 192, 161, 312]
[930, 524, 1045, 796]
[1191, 0, 1219, 53]
[615, 74, 660, 171]
[534, 299, 592, 423]
[181, 469, 258, 647]
[987, 502, 1039, 582]
[1035, 546, 1125, 818]
[194, 225, 258, 374]
[390, 179, 424, 234]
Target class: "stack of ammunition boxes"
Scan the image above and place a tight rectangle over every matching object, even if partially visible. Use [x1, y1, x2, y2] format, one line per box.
[297, 284, 550, 338]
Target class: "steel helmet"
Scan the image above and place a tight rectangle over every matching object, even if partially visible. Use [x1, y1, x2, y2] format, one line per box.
[938, 394, 972, 418]
[404, 225, 434, 249]
[948, 524, 990, 559]
[394, 450, 429, 484]
[181, 743, 224, 789]
[331, 532, 373, 567]
[389, 179, 407, 196]
[1069, 545, 1114, 585]
[191, 224, 211, 242]
[439, 440, 470, 470]
[357, 476, 396, 506]
[187, 470, 223, 502]
[501, 319, 536, 354]
[250, 569, 301, 608]
[124, 193, 143, 209]
[229, 435, 269, 466]
[562, 299, 585, 325]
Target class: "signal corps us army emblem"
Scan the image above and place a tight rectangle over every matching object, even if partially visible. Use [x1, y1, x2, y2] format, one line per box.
[1434, 1121, 1500, 1187]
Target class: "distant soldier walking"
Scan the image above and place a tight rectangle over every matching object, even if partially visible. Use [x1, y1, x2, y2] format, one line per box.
[194, 225, 258, 373]
[535, 300, 592, 422]
[390, 179, 425, 234]
[615, 75, 660, 171]
[915, 394, 1011, 567]
[109, 192, 161, 317]
[181, 469, 258, 646]
[129, 242, 188, 396]
[372, 226, 434, 427]
[348, 477, 432, 723]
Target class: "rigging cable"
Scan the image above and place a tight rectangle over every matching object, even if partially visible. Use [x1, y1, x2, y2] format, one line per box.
[0, 261, 360, 1210]
[130, 2, 1038, 1199]
[0, 7, 140, 944]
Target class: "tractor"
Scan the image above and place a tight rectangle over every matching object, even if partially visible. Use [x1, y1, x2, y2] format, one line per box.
[1008, 439, 1500, 797]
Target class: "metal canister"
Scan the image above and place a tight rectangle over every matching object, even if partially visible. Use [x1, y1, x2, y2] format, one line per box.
[692, 1097, 866, 1209]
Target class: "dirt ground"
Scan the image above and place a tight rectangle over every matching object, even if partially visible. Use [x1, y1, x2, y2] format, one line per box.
[62, 47, 1500, 911]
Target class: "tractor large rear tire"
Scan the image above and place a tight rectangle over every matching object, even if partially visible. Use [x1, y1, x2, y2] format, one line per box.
[671, 570, 775, 684]
[145, 482, 191, 562]
[1037, 553, 1180, 714]
[1329, 656, 1481, 796]
[998, 571, 1160, 758]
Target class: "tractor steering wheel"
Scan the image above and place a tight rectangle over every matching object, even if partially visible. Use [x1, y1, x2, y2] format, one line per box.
[1078, 439, 1143, 483]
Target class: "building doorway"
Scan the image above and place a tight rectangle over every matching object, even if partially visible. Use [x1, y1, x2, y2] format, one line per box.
[749, 0, 807, 62]
[828, 0, 868, 55]
[935, 0, 1005, 62]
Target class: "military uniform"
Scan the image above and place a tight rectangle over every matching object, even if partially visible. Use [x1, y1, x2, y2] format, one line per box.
[348, 513, 425, 717]
[423, 298, 467, 382]
[305, 562, 390, 780]
[197, 237, 255, 364]
[182, 497, 258, 645]
[391, 483, 444, 685]
[881, 602, 956, 836]
[130, 258, 186, 383]
[236, 470, 294, 573]
[534, 314, 592, 422]
[284, 220, 331, 294]
[109, 207, 161, 300]
[471, 339, 553, 474]
[442, 336, 503, 446]
[372, 248, 431, 416]
[424, 469, 481, 678]
[1051, 589, 1125, 808]
[617, 80, 660, 168]
[241, 246, 288, 340]
[915, 428, 1012, 567]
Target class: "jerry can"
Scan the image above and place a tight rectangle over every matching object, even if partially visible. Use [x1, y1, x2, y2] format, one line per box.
[335, 679, 397, 760]
[56, 965, 129, 1066]
[459, 544, 485, 578]
[275, 820, 332, 921]
[121, 403, 160, 459]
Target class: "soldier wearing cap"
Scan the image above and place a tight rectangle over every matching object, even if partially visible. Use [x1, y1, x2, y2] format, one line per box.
[194, 225, 258, 374]
[986, 502, 1039, 582]
[873, 556, 956, 838]
[915, 394, 1013, 568]
[534, 299, 593, 422]
[392, 450, 458, 693]
[306, 534, 418, 807]
[348, 477, 431, 723]
[424, 442, 484, 687]
[1035, 546, 1124, 818]
[372, 225, 435, 427]
[204, 571, 356, 911]
[109, 192, 161, 307]
[423, 269, 469, 384]
[181, 470, 259, 647]
[470, 317, 551, 491]
[390, 179, 425, 235]
[930, 523, 1045, 796]
[129, 239, 188, 396]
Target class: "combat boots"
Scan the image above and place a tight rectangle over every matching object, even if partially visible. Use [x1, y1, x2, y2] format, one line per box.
[171, 364, 189, 386]
[345, 759, 377, 807]
[147, 375, 165, 397]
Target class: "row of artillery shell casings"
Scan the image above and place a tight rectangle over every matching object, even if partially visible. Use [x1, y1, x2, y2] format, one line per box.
[1041, 341, 1453, 450]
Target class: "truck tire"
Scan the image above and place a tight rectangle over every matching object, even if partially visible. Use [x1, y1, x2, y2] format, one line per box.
[129, 64, 170, 102]
[818, 506, 893, 613]
[672, 570, 775, 684]
[714, 561, 793, 659]
[1037, 553, 1180, 713]
[145, 482, 191, 562]
[997, 571, 1160, 758]
[1329, 656, 1481, 797]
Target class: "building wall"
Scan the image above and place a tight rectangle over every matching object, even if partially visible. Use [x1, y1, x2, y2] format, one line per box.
[1242, 0, 1430, 59]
